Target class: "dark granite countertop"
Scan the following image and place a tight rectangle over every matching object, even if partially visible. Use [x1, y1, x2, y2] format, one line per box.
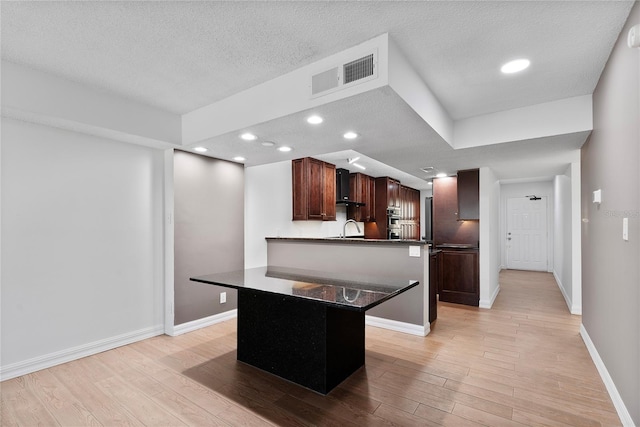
[266, 237, 430, 246]
[190, 266, 419, 312]
[436, 243, 479, 250]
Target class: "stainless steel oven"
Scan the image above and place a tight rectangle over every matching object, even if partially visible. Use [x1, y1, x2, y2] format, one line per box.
[387, 230, 401, 239]
[387, 207, 402, 239]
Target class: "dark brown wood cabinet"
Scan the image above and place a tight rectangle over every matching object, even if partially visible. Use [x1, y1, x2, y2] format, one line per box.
[366, 177, 394, 239]
[432, 169, 480, 307]
[365, 177, 420, 239]
[292, 158, 308, 221]
[389, 178, 401, 208]
[400, 185, 420, 240]
[368, 175, 376, 222]
[438, 249, 479, 306]
[433, 176, 479, 246]
[347, 172, 375, 222]
[376, 176, 400, 209]
[429, 251, 439, 323]
[457, 169, 479, 220]
[292, 158, 336, 221]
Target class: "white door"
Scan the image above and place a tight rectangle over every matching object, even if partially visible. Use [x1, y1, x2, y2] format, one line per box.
[506, 197, 548, 271]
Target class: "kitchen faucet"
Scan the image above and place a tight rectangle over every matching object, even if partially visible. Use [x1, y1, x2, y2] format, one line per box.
[342, 219, 361, 238]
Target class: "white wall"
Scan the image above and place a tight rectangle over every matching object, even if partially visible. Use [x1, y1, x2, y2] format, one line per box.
[479, 167, 501, 308]
[454, 95, 593, 149]
[2, 61, 182, 148]
[554, 167, 575, 312]
[499, 180, 555, 271]
[1, 119, 165, 379]
[569, 160, 582, 315]
[245, 161, 359, 268]
[388, 38, 453, 145]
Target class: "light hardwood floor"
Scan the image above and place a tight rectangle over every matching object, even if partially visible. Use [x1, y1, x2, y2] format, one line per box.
[1, 270, 621, 426]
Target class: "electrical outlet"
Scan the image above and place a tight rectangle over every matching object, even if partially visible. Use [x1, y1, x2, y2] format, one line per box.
[409, 246, 421, 257]
[220, 292, 227, 304]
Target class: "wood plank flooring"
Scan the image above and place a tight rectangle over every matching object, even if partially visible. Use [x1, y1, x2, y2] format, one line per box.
[1, 270, 622, 426]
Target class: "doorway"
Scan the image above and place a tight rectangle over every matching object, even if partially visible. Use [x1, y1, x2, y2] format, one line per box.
[506, 196, 548, 271]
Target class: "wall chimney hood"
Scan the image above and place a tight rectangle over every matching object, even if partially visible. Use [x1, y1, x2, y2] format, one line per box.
[335, 168, 365, 206]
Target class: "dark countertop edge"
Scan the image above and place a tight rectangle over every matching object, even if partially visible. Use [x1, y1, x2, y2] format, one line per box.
[436, 244, 479, 250]
[360, 279, 420, 312]
[266, 237, 431, 245]
[190, 277, 420, 312]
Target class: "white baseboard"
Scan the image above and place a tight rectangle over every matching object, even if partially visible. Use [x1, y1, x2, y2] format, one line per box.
[170, 309, 238, 336]
[365, 315, 429, 336]
[0, 325, 164, 382]
[553, 271, 581, 315]
[479, 285, 501, 309]
[580, 324, 634, 426]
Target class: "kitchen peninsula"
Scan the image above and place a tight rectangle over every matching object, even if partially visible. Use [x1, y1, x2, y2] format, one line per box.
[266, 237, 433, 335]
[191, 266, 419, 394]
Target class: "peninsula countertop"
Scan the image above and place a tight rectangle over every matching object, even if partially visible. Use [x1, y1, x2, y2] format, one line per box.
[265, 236, 431, 245]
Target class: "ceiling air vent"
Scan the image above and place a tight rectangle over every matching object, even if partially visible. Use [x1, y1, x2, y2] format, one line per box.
[310, 50, 377, 98]
[343, 54, 375, 84]
[311, 67, 339, 96]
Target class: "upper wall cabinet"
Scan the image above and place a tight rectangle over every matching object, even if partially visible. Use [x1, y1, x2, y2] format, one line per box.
[292, 158, 336, 221]
[347, 172, 375, 222]
[375, 177, 401, 209]
[433, 176, 479, 245]
[457, 169, 479, 220]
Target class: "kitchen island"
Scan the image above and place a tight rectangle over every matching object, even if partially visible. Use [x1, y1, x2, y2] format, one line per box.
[191, 266, 418, 394]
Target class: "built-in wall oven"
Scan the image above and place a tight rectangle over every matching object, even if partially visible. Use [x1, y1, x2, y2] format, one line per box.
[387, 207, 401, 239]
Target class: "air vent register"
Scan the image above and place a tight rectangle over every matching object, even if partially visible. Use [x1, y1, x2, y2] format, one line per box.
[311, 51, 377, 97]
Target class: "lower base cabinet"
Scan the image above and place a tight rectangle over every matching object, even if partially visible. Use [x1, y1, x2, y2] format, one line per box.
[429, 252, 438, 323]
[438, 249, 479, 306]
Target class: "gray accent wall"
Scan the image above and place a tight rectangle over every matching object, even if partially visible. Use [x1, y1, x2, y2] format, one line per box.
[582, 3, 639, 424]
[267, 239, 428, 326]
[174, 150, 244, 325]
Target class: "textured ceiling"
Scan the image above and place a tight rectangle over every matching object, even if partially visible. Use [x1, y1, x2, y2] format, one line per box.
[1, 1, 634, 184]
[2, 1, 632, 117]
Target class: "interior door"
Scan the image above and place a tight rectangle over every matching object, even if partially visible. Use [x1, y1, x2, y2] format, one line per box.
[506, 197, 548, 271]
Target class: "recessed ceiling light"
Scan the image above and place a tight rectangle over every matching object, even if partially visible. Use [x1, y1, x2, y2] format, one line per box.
[240, 132, 257, 141]
[193, 147, 208, 153]
[261, 141, 275, 147]
[501, 58, 530, 74]
[343, 131, 358, 140]
[278, 146, 292, 152]
[353, 163, 366, 170]
[307, 115, 323, 125]
[233, 156, 246, 162]
[436, 173, 447, 178]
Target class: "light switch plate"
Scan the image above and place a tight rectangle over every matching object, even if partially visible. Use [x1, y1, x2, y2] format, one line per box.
[623, 218, 628, 241]
[593, 189, 601, 204]
[409, 246, 421, 257]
